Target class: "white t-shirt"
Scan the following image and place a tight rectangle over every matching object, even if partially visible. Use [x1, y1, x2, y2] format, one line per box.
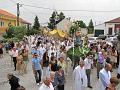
[84, 58, 93, 69]
[12, 50, 18, 57]
[39, 83, 54, 90]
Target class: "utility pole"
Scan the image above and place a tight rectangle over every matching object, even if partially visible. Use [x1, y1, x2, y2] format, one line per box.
[17, 3, 20, 26]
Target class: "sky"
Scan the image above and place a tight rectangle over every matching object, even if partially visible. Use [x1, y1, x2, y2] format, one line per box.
[0, 0, 120, 26]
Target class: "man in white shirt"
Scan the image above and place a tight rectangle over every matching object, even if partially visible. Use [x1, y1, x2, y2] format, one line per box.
[84, 54, 93, 89]
[99, 63, 112, 90]
[39, 76, 54, 90]
[48, 47, 56, 60]
[73, 60, 87, 90]
[39, 45, 46, 59]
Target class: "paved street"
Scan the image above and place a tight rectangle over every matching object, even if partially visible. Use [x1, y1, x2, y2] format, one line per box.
[0, 51, 120, 90]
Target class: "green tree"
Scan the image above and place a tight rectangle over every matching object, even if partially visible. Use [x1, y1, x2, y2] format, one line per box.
[58, 12, 65, 22]
[5, 26, 14, 38]
[74, 20, 86, 28]
[69, 25, 79, 36]
[88, 19, 94, 34]
[48, 11, 65, 29]
[48, 11, 58, 29]
[27, 28, 40, 35]
[13, 26, 27, 40]
[33, 16, 40, 30]
[69, 20, 86, 36]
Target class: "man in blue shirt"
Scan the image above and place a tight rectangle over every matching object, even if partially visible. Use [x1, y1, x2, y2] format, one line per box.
[32, 53, 42, 86]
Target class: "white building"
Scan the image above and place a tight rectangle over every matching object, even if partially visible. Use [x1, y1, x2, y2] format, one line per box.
[94, 23, 107, 37]
[94, 17, 120, 36]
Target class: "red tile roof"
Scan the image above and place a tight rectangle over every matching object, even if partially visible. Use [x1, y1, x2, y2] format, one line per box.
[0, 9, 16, 18]
[0, 9, 31, 24]
[105, 17, 120, 23]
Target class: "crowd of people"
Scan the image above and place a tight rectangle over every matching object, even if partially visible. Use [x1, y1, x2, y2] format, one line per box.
[0, 34, 120, 90]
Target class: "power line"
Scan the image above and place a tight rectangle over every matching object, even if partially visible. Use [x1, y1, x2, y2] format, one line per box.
[8, 1, 120, 12]
[21, 3, 120, 13]
[21, 7, 49, 20]
[22, 4, 53, 10]
[22, 6, 51, 15]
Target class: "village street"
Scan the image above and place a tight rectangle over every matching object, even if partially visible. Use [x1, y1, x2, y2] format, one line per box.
[0, 50, 120, 90]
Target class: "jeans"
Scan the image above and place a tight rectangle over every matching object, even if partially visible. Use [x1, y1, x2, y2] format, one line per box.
[34, 70, 41, 83]
[86, 69, 91, 86]
[97, 63, 104, 78]
[13, 57, 17, 70]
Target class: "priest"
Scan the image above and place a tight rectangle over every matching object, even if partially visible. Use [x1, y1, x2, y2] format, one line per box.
[73, 60, 87, 90]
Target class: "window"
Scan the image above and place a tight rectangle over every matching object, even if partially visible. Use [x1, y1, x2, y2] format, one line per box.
[2, 22, 4, 26]
[0, 21, 4, 27]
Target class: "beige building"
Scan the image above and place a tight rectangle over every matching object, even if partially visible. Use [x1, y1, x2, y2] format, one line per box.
[0, 9, 31, 34]
[56, 18, 72, 33]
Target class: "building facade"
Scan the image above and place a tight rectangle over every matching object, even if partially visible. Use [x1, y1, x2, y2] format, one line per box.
[0, 9, 30, 34]
[94, 17, 120, 36]
[56, 18, 72, 33]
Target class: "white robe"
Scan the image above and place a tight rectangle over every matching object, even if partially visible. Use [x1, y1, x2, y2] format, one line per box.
[73, 66, 87, 90]
[99, 68, 111, 90]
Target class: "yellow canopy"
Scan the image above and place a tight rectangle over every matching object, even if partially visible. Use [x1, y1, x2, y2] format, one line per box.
[49, 29, 66, 38]
[43, 29, 48, 33]
[49, 30, 57, 35]
[50, 29, 66, 38]
[57, 30, 66, 38]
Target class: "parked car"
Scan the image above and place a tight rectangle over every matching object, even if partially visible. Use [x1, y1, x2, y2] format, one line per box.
[105, 37, 118, 46]
[106, 35, 114, 38]
[88, 37, 98, 43]
[98, 35, 107, 40]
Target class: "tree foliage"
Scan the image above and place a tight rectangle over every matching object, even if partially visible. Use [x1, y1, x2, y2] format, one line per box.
[88, 19, 94, 34]
[14, 26, 27, 40]
[4, 26, 14, 38]
[33, 16, 40, 30]
[74, 20, 86, 28]
[26, 28, 40, 36]
[58, 12, 65, 22]
[48, 11, 65, 29]
[69, 25, 78, 35]
[69, 20, 86, 35]
[3, 26, 27, 41]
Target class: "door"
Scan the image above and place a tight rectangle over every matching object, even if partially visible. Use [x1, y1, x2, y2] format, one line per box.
[108, 28, 112, 35]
